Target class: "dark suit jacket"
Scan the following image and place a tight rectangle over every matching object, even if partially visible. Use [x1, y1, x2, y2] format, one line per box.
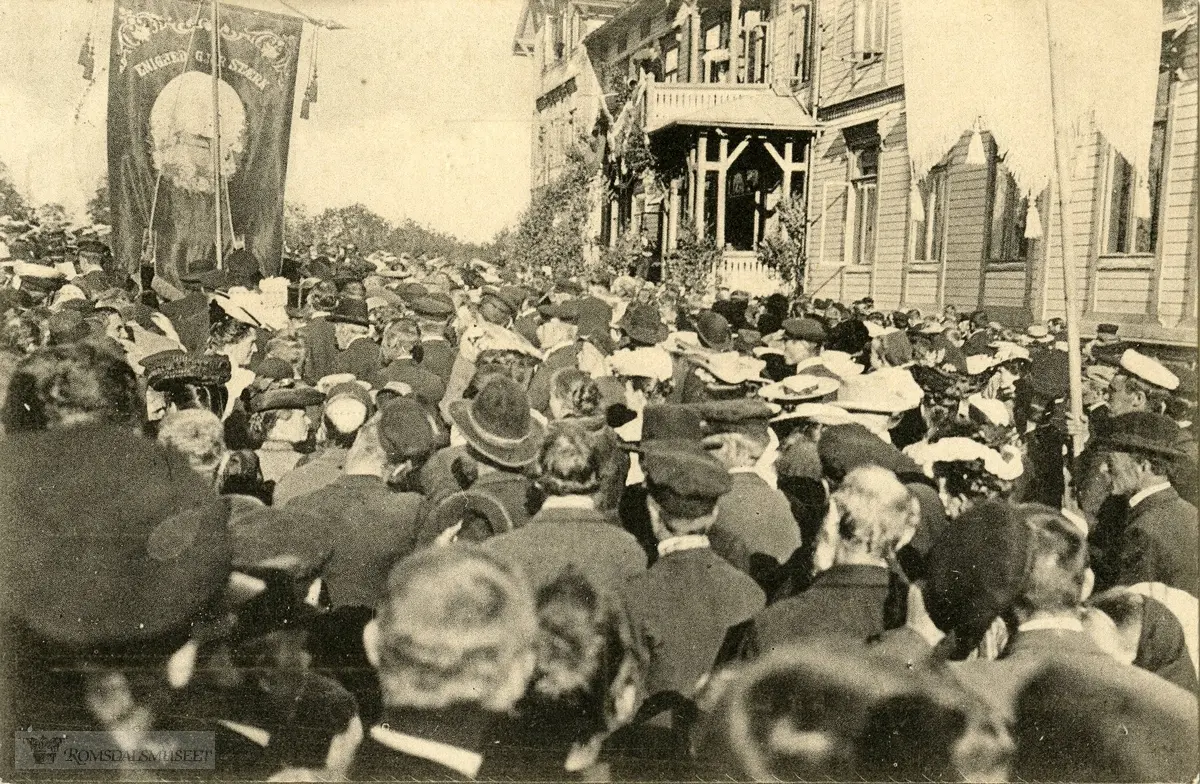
[372, 357, 446, 406]
[300, 316, 337, 384]
[622, 546, 765, 698]
[483, 504, 647, 591]
[740, 563, 907, 658]
[1117, 486, 1199, 597]
[526, 342, 581, 413]
[332, 338, 381, 381]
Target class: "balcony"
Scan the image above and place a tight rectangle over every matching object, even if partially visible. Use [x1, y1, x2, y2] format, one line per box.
[644, 82, 773, 133]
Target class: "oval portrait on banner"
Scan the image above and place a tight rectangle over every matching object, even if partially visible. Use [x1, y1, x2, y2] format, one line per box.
[148, 71, 247, 194]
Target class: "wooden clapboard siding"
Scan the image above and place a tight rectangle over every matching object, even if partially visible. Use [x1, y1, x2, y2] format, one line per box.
[872, 111, 910, 307]
[1094, 269, 1154, 314]
[983, 269, 1027, 309]
[806, 127, 849, 297]
[1039, 130, 1101, 321]
[885, 0, 903, 86]
[841, 268, 872, 302]
[935, 133, 989, 309]
[818, 0, 893, 108]
[904, 267, 939, 306]
[1157, 23, 1198, 324]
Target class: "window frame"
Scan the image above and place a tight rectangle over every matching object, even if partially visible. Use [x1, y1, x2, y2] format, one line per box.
[983, 146, 1033, 266]
[852, 0, 886, 63]
[912, 166, 949, 263]
[788, 0, 813, 85]
[845, 140, 880, 266]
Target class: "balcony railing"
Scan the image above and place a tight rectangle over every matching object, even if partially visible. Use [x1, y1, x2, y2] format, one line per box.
[644, 81, 773, 133]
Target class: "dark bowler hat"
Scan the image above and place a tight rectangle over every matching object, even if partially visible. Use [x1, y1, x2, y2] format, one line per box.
[695, 310, 734, 352]
[481, 286, 526, 319]
[144, 351, 233, 388]
[781, 317, 826, 343]
[180, 267, 232, 292]
[248, 383, 326, 413]
[327, 297, 370, 327]
[448, 375, 545, 468]
[1097, 411, 1187, 459]
[0, 424, 233, 647]
[225, 248, 262, 289]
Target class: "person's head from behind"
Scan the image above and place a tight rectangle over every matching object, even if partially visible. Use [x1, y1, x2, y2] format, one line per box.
[208, 316, 257, 368]
[535, 425, 602, 500]
[380, 318, 420, 364]
[704, 428, 770, 471]
[522, 568, 648, 771]
[158, 379, 229, 420]
[307, 280, 339, 312]
[812, 465, 919, 574]
[1099, 412, 1182, 497]
[1010, 507, 1091, 623]
[2, 342, 143, 433]
[363, 544, 537, 714]
[641, 439, 733, 539]
[548, 368, 600, 420]
[157, 408, 226, 483]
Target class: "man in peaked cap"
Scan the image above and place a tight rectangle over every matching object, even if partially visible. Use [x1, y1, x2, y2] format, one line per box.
[621, 438, 764, 706]
[692, 399, 802, 584]
[409, 292, 458, 383]
[1092, 412, 1198, 597]
[1109, 348, 1179, 417]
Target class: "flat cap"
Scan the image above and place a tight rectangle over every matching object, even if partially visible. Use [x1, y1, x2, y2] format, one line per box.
[781, 317, 826, 343]
[641, 438, 732, 500]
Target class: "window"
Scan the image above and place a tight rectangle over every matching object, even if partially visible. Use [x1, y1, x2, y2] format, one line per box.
[913, 168, 948, 262]
[986, 153, 1031, 263]
[742, 10, 769, 84]
[789, 1, 813, 84]
[846, 137, 880, 264]
[663, 44, 679, 82]
[853, 0, 885, 61]
[1103, 69, 1168, 256]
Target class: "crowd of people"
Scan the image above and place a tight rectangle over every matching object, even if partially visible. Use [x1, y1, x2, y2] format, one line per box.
[0, 225, 1197, 781]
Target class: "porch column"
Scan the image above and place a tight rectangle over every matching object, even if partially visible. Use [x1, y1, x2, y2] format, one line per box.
[781, 140, 794, 200]
[668, 178, 681, 251]
[686, 147, 697, 224]
[608, 198, 619, 248]
[715, 137, 728, 248]
[695, 134, 708, 233]
[727, 0, 741, 84]
[689, 10, 701, 84]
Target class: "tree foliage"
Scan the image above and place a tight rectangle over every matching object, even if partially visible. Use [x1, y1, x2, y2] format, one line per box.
[284, 202, 489, 260]
[757, 199, 807, 291]
[0, 163, 31, 221]
[493, 142, 601, 278]
[34, 203, 69, 229]
[664, 224, 722, 299]
[86, 175, 111, 225]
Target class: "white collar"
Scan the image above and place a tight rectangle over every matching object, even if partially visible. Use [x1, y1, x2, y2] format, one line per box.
[728, 466, 761, 476]
[369, 725, 482, 779]
[421, 335, 448, 342]
[1129, 481, 1173, 508]
[540, 495, 595, 511]
[1017, 616, 1084, 634]
[657, 534, 710, 557]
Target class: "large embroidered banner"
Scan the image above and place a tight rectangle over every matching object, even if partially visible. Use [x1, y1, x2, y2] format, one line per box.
[108, 0, 301, 283]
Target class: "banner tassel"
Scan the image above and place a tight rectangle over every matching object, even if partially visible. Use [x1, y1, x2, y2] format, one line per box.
[1024, 200, 1043, 239]
[909, 180, 925, 224]
[965, 121, 986, 166]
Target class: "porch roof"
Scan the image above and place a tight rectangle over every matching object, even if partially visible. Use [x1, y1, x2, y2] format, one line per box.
[651, 91, 820, 133]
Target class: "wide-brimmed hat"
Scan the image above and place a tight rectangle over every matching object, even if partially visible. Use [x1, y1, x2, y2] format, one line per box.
[758, 374, 841, 403]
[618, 302, 668, 346]
[1097, 411, 1187, 459]
[144, 351, 233, 388]
[327, 297, 370, 327]
[248, 383, 326, 413]
[448, 375, 545, 468]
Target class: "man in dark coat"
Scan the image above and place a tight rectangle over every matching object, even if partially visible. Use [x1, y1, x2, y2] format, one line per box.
[410, 293, 459, 383]
[285, 398, 438, 608]
[372, 318, 446, 406]
[1094, 411, 1198, 597]
[352, 545, 537, 781]
[738, 466, 915, 658]
[621, 439, 764, 700]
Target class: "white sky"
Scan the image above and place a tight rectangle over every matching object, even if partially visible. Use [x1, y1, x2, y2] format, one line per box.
[0, 0, 535, 243]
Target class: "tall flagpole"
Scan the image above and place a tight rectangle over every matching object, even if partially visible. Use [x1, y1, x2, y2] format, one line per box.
[211, 0, 224, 270]
[1042, 0, 1085, 459]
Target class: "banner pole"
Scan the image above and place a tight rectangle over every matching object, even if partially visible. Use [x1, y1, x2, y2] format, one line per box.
[211, 0, 224, 270]
[1042, 0, 1085, 460]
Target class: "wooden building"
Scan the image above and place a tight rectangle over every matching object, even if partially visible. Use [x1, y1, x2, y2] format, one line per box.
[520, 0, 1198, 339]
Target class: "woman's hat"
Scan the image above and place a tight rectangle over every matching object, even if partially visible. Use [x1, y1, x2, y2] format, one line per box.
[448, 375, 545, 468]
[618, 302, 669, 346]
[327, 297, 371, 327]
[758, 374, 841, 403]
